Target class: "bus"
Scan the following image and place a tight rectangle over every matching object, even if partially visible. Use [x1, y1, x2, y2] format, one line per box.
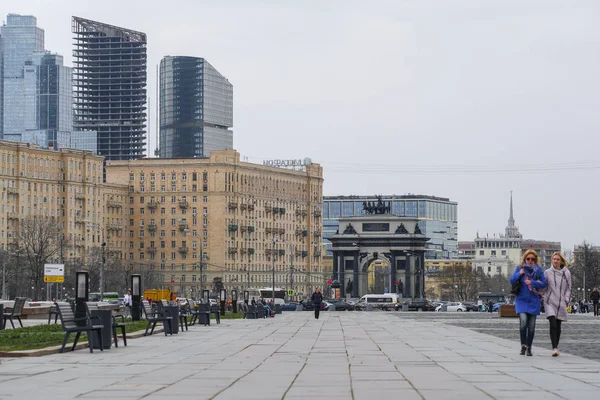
[259, 287, 286, 305]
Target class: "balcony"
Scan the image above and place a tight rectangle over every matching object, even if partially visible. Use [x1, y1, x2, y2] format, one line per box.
[302, 229, 308, 237]
[75, 193, 86, 201]
[229, 224, 238, 232]
[228, 247, 238, 254]
[147, 247, 156, 254]
[313, 210, 322, 217]
[178, 247, 189, 254]
[248, 248, 255, 255]
[228, 202, 238, 210]
[7, 212, 19, 220]
[147, 224, 157, 232]
[276, 228, 286, 235]
[314, 230, 321, 237]
[273, 207, 279, 214]
[248, 226, 255, 233]
[179, 201, 188, 209]
[178, 223, 189, 231]
[74, 239, 85, 248]
[107, 200, 122, 208]
[265, 227, 274, 234]
[7, 187, 19, 195]
[247, 204, 255, 211]
[74, 216, 85, 224]
[107, 223, 123, 231]
[295, 209, 307, 217]
[240, 203, 247, 210]
[148, 200, 159, 209]
[301, 250, 308, 258]
[278, 249, 286, 256]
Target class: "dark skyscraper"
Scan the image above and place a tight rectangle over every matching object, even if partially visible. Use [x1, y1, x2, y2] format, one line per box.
[72, 17, 147, 160]
[159, 56, 232, 158]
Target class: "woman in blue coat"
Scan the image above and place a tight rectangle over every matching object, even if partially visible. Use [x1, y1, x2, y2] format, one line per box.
[510, 249, 547, 356]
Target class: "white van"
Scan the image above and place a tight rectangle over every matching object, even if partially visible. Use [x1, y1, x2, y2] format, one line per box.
[356, 294, 397, 310]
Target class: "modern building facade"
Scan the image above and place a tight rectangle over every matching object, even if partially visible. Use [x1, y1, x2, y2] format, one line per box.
[0, 140, 128, 262]
[72, 17, 147, 161]
[105, 149, 323, 298]
[1, 14, 45, 142]
[159, 56, 233, 158]
[21, 52, 72, 149]
[323, 195, 458, 259]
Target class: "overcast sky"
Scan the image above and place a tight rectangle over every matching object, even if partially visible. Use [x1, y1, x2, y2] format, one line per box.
[3, 0, 599, 252]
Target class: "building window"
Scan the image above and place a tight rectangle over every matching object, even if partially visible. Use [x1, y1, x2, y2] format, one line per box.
[491, 250, 496, 256]
[479, 250, 484, 256]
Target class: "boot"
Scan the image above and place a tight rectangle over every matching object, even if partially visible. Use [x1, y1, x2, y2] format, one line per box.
[520, 345, 527, 356]
[526, 348, 533, 357]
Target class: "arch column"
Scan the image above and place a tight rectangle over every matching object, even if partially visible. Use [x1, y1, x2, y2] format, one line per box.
[353, 252, 359, 298]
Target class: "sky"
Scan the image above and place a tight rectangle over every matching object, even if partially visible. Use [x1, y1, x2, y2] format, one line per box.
[3, 0, 599, 251]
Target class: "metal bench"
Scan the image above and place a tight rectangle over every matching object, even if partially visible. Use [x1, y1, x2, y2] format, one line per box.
[142, 300, 173, 336]
[54, 301, 103, 353]
[3, 297, 26, 329]
[86, 302, 127, 347]
[187, 299, 209, 326]
[256, 304, 266, 319]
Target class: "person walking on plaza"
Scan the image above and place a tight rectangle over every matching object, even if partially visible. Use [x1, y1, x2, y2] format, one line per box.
[543, 252, 571, 357]
[591, 288, 600, 316]
[123, 290, 132, 317]
[510, 249, 546, 357]
[311, 287, 323, 319]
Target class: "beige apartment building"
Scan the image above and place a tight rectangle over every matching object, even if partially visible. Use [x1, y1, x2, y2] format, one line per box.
[105, 149, 324, 299]
[0, 141, 128, 263]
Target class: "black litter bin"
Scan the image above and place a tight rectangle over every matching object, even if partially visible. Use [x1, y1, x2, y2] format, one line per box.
[197, 304, 210, 325]
[90, 309, 112, 350]
[162, 305, 180, 334]
[0, 304, 4, 330]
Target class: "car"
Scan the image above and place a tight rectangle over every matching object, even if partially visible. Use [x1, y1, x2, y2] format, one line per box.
[401, 298, 436, 311]
[436, 302, 467, 312]
[325, 299, 354, 311]
[281, 302, 298, 311]
[299, 300, 326, 311]
[462, 302, 479, 312]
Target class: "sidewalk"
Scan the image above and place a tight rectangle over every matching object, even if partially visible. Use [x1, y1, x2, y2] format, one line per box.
[1, 312, 599, 399]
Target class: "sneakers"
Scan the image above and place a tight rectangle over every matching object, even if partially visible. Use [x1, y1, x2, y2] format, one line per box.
[552, 349, 559, 357]
[520, 346, 527, 356]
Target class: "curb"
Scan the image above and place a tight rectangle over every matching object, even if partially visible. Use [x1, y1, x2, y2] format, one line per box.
[0, 328, 165, 358]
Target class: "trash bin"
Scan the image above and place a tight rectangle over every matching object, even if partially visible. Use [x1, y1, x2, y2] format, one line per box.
[162, 305, 180, 334]
[0, 304, 4, 330]
[402, 304, 409, 312]
[90, 309, 112, 350]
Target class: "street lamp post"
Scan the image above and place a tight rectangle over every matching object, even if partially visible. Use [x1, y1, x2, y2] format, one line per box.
[272, 237, 276, 304]
[100, 242, 106, 301]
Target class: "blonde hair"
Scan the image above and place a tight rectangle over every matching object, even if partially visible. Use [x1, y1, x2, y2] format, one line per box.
[521, 249, 539, 265]
[551, 252, 569, 268]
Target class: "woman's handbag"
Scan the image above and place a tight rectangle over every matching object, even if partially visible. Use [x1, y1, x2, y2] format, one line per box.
[510, 271, 522, 295]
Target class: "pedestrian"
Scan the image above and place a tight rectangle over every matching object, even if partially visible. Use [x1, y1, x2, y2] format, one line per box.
[487, 300, 493, 313]
[510, 249, 547, 356]
[543, 252, 571, 357]
[311, 287, 323, 319]
[123, 290, 132, 317]
[591, 288, 600, 316]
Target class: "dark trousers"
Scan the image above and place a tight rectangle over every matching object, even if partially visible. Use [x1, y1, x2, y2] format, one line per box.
[314, 306, 320, 319]
[547, 316, 562, 349]
[593, 301, 599, 316]
[519, 312, 537, 348]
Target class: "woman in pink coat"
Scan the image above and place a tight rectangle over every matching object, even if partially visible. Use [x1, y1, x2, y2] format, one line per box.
[543, 252, 571, 357]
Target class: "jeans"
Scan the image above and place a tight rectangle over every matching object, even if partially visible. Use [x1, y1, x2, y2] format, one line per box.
[547, 316, 562, 349]
[594, 301, 599, 316]
[264, 306, 271, 317]
[519, 312, 537, 348]
[314, 305, 320, 319]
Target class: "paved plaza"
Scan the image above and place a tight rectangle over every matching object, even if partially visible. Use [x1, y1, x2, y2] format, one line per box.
[1, 312, 600, 399]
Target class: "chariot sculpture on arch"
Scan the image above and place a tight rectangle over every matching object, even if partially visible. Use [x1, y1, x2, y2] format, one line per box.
[362, 195, 391, 215]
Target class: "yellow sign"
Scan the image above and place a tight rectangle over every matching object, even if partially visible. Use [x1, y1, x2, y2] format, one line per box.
[44, 276, 65, 283]
[287, 289, 295, 297]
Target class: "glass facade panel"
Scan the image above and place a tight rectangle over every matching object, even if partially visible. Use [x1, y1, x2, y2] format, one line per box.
[342, 201, 354, 217]
[406, 201, 417, 217]
[329, 202, 341, 218]
[418, 201, 426, 218]
[392, 201, 405, 216]
[322, 203, 329, 219]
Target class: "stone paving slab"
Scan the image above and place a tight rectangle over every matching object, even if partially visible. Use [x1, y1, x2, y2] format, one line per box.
[1, 312, 600, 399]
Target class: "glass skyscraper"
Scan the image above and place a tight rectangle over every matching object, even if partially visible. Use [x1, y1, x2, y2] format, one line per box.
[1, 14, 45, 142]
[159, 56, 233, 158]
[72, 17, 147, 160]
[323, 195, 459, 259]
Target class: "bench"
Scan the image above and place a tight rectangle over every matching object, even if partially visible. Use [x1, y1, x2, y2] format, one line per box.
[86, 302, 127, 347]
[48, 305, 60, 324]
[3, 297, 26, 329]
[187, 299, 209, 326]
[142, 300, 173, 336]
[210, 304, 221, 324]
[256, 304, 266, 319]
[54, 301, 103, 353]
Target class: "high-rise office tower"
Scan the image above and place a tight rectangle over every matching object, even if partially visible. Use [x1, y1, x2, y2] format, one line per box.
[159, 56, 233, 158]
[72, 16, 147, 160]
[1, 14, 45, 142]
[21, 52, 72, 149]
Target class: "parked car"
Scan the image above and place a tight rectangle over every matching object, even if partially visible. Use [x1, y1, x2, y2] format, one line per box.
[281, 302, 298, 311]
[436, 302, 467, 312]
[462, 302, 479, 312]
[398, 298, 435, 311]
[325, 299, 354, 311]
[299, 300, 326, 311]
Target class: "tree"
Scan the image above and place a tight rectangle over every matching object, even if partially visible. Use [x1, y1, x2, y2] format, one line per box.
[212, 277, 224, 297]
[437, 266, 481, 301]
[571, 241, 600, 299]
[12, 217, 61, 300]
